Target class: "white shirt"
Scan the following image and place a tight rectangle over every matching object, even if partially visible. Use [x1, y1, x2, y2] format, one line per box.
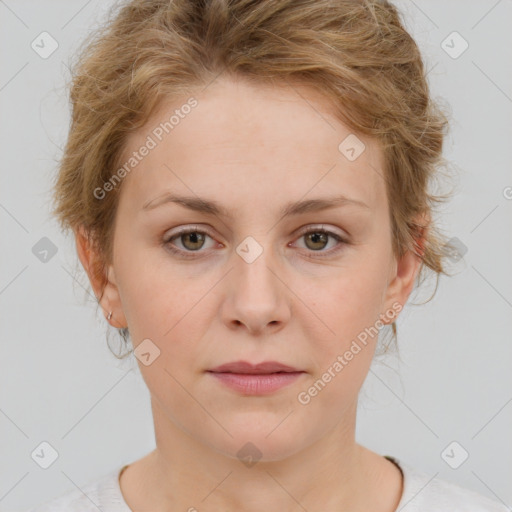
[26, 456, 508, 511]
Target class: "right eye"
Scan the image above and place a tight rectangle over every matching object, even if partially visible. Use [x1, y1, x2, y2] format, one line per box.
[163, 226, 218, 257]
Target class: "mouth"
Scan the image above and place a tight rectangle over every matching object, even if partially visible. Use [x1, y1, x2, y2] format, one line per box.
[206, 360, 305, 394]
[208, 360, 302, 374]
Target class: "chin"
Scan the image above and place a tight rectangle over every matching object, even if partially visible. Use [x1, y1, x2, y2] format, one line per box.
[206, 422, 312, 464]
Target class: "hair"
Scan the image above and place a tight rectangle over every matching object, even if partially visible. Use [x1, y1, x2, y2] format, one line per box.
[53, 0, 455, 359]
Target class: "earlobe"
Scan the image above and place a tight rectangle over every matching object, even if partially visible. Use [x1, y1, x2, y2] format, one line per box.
[102, 265, 127, 329]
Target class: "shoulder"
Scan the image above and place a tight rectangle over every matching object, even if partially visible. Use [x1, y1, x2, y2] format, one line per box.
[386, 456, 509, 512]
[24, 466, 130, 512]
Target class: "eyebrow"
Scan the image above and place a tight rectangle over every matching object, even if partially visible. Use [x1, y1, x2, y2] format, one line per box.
[142, 192, 370, 218]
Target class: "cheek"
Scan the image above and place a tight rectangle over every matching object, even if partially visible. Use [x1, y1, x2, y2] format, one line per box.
[114, 243, 193, 335]
[295, 273, 382, 412]
[115, 256, 222, 391]
[292, 253, 389, 389]
[299, 259, 389, 341]
[119, 276, 207, 345]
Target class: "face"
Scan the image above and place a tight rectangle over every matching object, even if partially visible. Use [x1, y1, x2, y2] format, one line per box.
[81, 75, 420, 462]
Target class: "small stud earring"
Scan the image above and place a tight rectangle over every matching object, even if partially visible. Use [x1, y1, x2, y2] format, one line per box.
[107, 311, 113, 321]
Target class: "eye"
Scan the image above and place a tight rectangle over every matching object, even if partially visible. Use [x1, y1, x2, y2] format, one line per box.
[163, 225, 217, 257]
[162, 224, 348, 259]
[292, 226, 347, 256]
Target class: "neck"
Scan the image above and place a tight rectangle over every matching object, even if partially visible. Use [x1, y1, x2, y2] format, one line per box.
[121, 397, 394, 512]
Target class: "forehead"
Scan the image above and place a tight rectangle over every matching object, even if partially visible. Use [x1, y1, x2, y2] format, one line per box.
[117, 76, 387, 218]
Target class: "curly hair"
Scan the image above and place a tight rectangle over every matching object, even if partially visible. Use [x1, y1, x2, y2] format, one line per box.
[53, 0, 455, 358]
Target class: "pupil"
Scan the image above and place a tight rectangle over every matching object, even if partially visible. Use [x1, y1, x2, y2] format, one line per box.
[308, 232, 327, 250]
[185, 232, 204, 250]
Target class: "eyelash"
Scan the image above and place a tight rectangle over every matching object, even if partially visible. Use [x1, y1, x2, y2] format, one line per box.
[162, 225, 348, 260]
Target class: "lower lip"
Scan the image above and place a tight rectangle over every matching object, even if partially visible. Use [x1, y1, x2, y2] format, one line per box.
[207, 371, 304, 394]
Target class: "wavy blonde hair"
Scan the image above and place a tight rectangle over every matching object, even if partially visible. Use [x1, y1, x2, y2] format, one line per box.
[53, 0, 454, 357]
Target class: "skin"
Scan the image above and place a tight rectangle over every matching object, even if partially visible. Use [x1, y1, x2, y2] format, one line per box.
[76, 74, 424, 511]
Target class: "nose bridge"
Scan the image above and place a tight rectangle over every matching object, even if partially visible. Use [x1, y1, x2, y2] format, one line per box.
[234, 233, 282, 300]
[223, 233, 290, 333]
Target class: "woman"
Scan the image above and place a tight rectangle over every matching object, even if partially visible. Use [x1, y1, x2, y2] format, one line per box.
[28, 0, 507, 510]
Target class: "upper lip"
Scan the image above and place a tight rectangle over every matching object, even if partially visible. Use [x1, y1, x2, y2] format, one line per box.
[208, 360, 302, 374]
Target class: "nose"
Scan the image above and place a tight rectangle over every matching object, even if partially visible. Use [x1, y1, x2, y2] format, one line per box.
[220, 246, 291, 336]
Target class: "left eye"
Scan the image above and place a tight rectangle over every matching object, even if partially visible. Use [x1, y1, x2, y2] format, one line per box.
[163, 226, 346, 257]
[293, 227, 345, 253]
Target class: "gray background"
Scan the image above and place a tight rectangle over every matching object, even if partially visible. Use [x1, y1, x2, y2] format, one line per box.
[1, 0, 511, 510]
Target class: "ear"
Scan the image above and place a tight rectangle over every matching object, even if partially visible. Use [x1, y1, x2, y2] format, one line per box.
[381, 214, 428, 321]
[75, 226, 127, 329]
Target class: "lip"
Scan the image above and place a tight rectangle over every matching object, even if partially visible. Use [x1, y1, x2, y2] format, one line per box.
[208, 360, 300, 374]
[206, 360, 305, 395]
[208, 372, 304, 394]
